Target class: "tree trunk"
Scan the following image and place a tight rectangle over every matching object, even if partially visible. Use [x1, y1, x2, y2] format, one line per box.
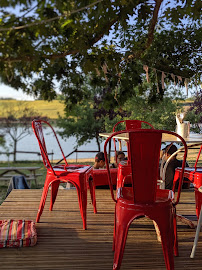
[13, 139, 17, 162]
[95, 134, 101, 152]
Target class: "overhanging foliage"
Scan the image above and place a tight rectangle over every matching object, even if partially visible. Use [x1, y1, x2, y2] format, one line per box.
[0, 0, 201, 109]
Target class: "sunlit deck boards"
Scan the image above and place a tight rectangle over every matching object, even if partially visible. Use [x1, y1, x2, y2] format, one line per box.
[0, 189, 201, 270]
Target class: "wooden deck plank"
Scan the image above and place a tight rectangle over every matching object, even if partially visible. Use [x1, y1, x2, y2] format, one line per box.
[0, 188, 201, 269]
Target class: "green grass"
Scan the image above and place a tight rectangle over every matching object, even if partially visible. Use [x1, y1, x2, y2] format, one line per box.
[0, 184, 8, 205]
[0, 161, 47, 204]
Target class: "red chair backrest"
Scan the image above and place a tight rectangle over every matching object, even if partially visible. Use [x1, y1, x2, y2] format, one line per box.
[113, 120, 154, 132]
[32, 119, 68, 174]
[125, 120, 154, 130]
[128, 130, 161, 203]
[112, 120, 154, 163]
[104, 129, 187, 205]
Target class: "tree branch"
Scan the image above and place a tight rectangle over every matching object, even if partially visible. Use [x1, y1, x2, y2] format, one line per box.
[146, 0, 163, 49]
[125, 0, 163, 61]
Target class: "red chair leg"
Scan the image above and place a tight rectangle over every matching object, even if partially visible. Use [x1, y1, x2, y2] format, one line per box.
[153, 208, 175, 270]
[173, 209, 179, 256]
[36, 181, 50, 223]
[113, 206, 116, 252]
[92, 185, 97, 214]
[50, 180, 60, 211]
[76, 183, 87, 230]
[195, 188, 202, 219]
[113, 224, 129, 270]
[88, 177, 97, 214]
[173, 170, 180, 191]
[113, 205, 131, 270]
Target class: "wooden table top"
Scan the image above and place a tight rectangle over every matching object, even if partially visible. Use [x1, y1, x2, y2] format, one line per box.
[99, 132, 202, 143]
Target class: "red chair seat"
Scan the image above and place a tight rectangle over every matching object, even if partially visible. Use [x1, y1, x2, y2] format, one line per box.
[175, 167, 202, 182]
[183, 167, 202, 173]
[52, 164, 89, 176]
[118, 187, 174, 203]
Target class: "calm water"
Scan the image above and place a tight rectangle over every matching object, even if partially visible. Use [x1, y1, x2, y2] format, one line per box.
[0, 127, 107, 162]
[1, 126, 190, 162]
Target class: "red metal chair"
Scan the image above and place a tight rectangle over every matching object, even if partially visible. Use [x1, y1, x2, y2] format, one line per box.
[32, 119, 93, 230]
[89, 120, 154, 213]
[173, 144, 202, 218]
[113, 120, 154, 163]
[104, 129, 187, 270]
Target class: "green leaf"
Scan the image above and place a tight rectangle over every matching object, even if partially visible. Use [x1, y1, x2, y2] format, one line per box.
[61, 19, 73, 28]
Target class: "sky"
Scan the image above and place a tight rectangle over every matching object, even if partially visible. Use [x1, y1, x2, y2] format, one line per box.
[0, 81, 193, 101]
[0, 84, 35, 100]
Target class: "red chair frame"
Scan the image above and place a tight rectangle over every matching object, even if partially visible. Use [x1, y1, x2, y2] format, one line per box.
[104, 129, 187, 270]
[32, 119, 93, 230]
[173, 144, 202, 218]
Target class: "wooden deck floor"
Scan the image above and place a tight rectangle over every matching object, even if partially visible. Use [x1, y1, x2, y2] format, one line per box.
[0, 188, 202, 270]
